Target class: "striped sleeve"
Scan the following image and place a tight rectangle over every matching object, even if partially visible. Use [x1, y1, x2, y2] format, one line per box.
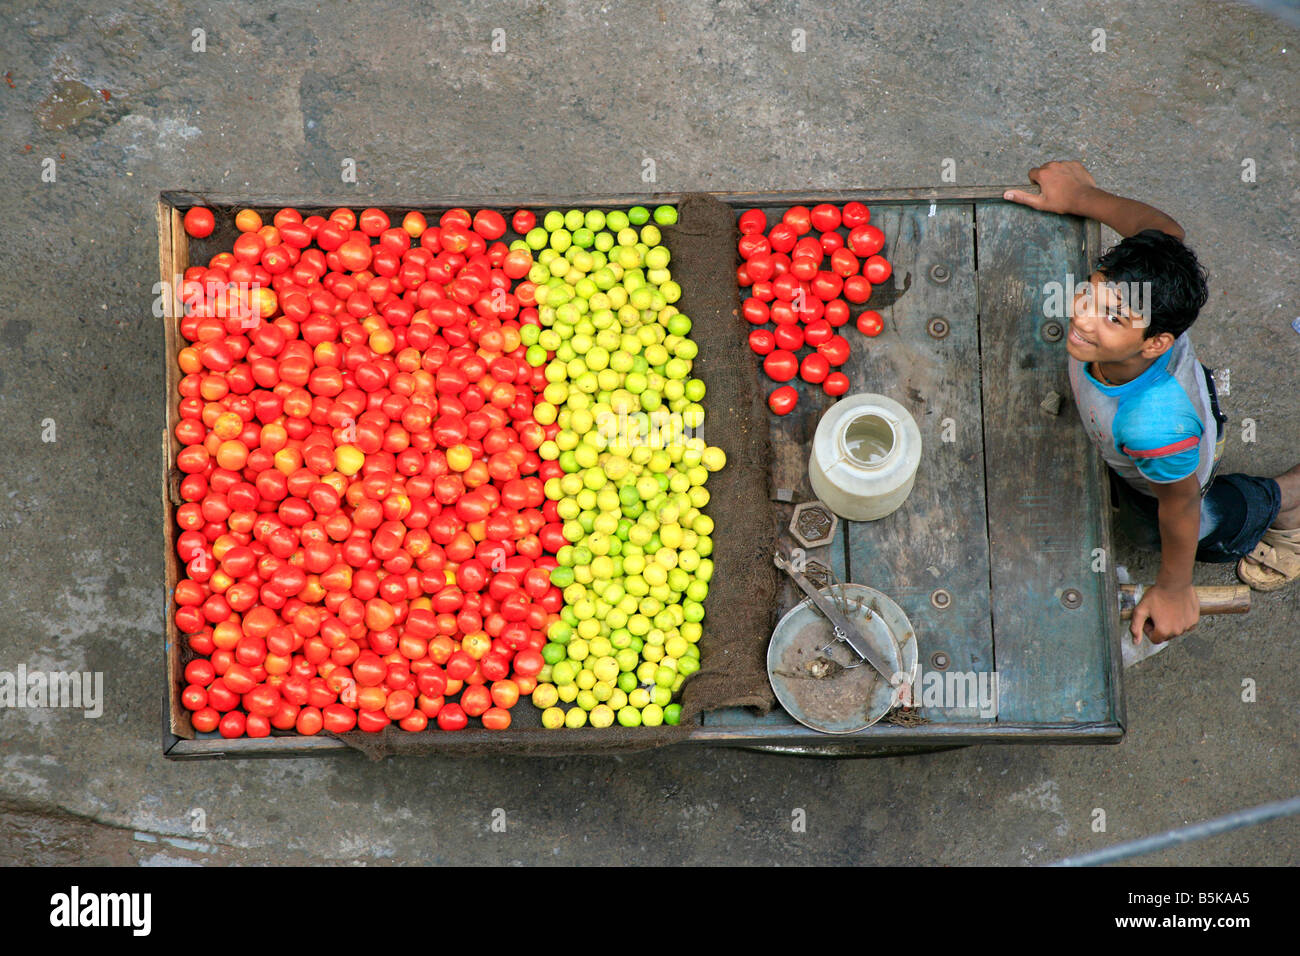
[1114, 386, 1205, 484]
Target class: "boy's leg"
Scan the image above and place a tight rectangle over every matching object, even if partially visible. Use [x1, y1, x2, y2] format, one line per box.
[1269, 463, 1300, 529]
[1235, 464, 1300, 590]
[1192, 472, 1281, 563]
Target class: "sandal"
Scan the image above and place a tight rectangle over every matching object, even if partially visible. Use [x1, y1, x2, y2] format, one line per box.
[1236, 526, 1300, 592]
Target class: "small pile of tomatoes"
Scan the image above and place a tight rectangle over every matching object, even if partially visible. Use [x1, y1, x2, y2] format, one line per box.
[736, 202, 888, 416]
[172, 203, 570, 738]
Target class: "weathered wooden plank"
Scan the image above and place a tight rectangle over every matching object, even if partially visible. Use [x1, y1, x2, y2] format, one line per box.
[158, 200, 190, 741]
[975, 202, 1119, 724]
[158, 185, 1042, 215]
[165, 715, 1122, 758]
[688, 719, 1121, 745]
[834, 203, 993, 722]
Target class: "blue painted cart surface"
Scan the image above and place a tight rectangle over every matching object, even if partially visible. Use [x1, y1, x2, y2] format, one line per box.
[699, 188, 1124, 752]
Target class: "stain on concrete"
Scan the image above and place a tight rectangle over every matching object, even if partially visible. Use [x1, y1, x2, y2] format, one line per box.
[1, 319, 33, 350]
[35, 79, 104, 131]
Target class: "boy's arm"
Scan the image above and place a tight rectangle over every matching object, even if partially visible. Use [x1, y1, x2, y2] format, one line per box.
[1004, 161, 1186, 240]
[1130, 475, 1202, 643]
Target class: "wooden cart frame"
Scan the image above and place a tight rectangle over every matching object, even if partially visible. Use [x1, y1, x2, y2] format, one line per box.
[159, 186, 1119, 758]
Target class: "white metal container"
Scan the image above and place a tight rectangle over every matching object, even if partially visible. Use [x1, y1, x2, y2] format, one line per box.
[807, 393, 922, 521]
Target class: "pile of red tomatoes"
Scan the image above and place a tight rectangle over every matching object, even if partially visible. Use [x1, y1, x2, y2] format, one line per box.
[737, 202, 889, 416]
[171, 204, 567, 738]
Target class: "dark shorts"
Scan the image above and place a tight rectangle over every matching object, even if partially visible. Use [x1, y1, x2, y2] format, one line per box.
[1108, 467, 1281, 563]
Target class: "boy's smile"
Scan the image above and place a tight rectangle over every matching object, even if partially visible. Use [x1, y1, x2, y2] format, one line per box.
[1067, 270, 1172, 385]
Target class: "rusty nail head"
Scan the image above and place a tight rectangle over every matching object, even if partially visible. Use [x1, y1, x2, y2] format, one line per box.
[926, 316, 950, 339]
[930, 651, 950, 670]
[1042, 321, 1064, 342]
[1061, 588, 1083, 609]
[930, 588, 952, 609]
[929, 263, 950, 284]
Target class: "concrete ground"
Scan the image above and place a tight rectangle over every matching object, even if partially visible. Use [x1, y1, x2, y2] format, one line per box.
[1, 0, 1296, 865]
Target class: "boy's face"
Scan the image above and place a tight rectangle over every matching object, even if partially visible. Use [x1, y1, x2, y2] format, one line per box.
[1066, 271, 1172, 364]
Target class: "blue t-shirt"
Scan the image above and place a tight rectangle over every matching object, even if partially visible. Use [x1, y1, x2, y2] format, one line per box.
[1067, 335, 1219, 496]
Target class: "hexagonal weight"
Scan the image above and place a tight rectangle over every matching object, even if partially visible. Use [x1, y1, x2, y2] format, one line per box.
[790, 500, 838, 549]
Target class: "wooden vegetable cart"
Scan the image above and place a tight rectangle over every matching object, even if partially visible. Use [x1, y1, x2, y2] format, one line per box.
[159, 186, 1125, 758]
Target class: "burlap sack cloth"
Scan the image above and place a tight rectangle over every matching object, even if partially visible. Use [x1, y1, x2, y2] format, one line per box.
[334, 194, 780, 758]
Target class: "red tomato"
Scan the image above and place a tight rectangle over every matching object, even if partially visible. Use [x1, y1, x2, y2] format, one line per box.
[402, 211, 428, 237]
[800, 353, 831, 384]
[762, 349, 799, 383]
[810, 271, 843, 301]
[789, 257, 818, 282]
[338, 238, 373, 272]
[817, 335, 851, 366]
[738, 234, 771, 260]
[823, 300, 850, 328]
[830, 248, 859, 278]
[856, 310, 884, 337]
[296, 706, 324, 735]
[823, 371, 850, 397]
[771, 273, 800, 302]
[767, 223, 797, 253]
[768, 385, 798, 416]
[511, 209, 536, 234]
[773, 324, 804, 351]
[738, 209, 767, 235]
[481, 707, 511, 730]
[863, 255, 892, 284]
[842, 202, 871, 228]
[747, 254, 775, 283]
[782, 206, 812, 235]
[184, 207, 215, 239]
[181, 685, 207, 711]
[490, 680, 519, 709]
[359, 208, 390, 236]
[218, 711, 246, 739]
[503, 249, 532, 279]
[461, 683, 491, 717]
[848, 224, 885, 257]
[741, 298, 770, 325]
[803, 319, 834, 347]
[843, 275, 873, 304]
[512, 649, 543, 678]
[322, 703, 357, 733]
[472, 209, 507, 240]
[436, 702, 468, 731]
[748, 328, 776, 356]
[810, 204, 842, 232]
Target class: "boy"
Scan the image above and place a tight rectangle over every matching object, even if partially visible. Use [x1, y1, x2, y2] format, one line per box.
[1003, 161, 1300, 646]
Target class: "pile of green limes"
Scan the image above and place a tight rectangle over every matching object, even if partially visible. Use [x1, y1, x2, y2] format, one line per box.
[519, 205, 727, 729]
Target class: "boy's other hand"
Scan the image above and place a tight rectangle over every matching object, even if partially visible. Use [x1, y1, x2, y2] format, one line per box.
[1129, 583, 1201, 645]
[1004, 161, 1099, 215]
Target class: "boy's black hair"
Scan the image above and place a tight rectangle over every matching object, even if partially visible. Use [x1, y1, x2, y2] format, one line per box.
[1095, 228, 1209, 339]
